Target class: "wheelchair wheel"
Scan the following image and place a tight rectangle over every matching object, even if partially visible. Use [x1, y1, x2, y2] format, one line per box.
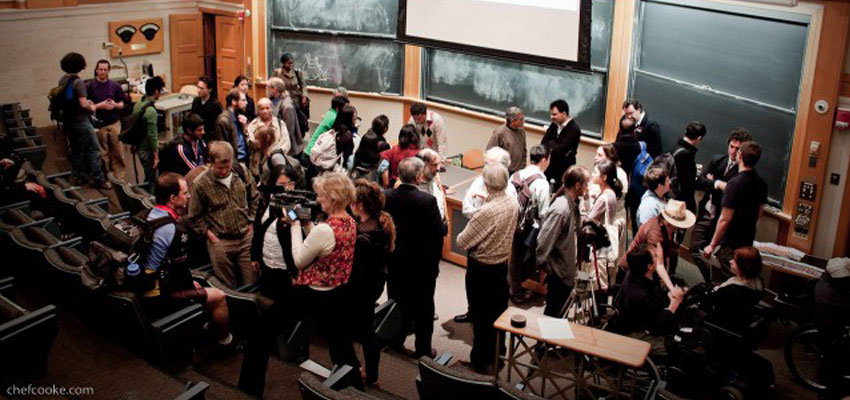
[784, 326, 828, 391]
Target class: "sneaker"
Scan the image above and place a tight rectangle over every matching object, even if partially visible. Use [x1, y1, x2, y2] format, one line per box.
[453, 313, 471, 323]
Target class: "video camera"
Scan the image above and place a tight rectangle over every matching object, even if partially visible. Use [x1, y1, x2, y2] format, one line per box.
[577, 220, 611, 263]
[263, 186, 322, 221]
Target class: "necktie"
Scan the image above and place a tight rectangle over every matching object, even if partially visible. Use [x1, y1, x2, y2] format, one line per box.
[725, 161, 734, 176]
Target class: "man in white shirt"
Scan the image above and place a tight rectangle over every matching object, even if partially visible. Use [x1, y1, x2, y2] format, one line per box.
[417, 149, 447, 224]
[509, 145, 551, 303]
[462, 147, 518, 218]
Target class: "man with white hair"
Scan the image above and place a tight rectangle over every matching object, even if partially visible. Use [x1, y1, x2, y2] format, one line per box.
[458, 163, 519, 374]
[246, 97, 290, 176]
[462, 146, 518, 218]
[266, 77, 303, 156]
[417, 148, 447, 222]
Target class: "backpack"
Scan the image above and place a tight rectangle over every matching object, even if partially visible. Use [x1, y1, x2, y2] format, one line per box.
[81, 210, 175, 292]
[265, 148, 306, 188]
[349, 163, 380, 183]
[511, 172, 545, 235]
[650, 147, 686, 198]
[118, 101, 155, 146]
[629, 141, 653, 199]
[309, 129, 342, 171]
[47, 76, 78, 122]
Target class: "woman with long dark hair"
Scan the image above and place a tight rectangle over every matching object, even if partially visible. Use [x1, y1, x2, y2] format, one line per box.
[331, 105, 357, 163]
[348, 132, 390, 186]
[234, 75, 256, 121]
[348, 179, 395, 386]
[380, 124, 421, 185]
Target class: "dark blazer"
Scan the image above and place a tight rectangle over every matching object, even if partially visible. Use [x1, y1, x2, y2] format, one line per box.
[636, 114, 662, 158]
[384, 184, 443, 280]
[348, 219, 390, 306]
[541, 119, 581, 190]
[614, 131, 642, 177]
[190, 96, 222, 140]
[616, 271, 677, 336]
[672, 138, 699, 212]
[695, 153, 739, 220]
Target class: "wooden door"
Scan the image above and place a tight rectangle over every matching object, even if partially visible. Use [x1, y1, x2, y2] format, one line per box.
[214, 15, 243, 105]
[169, 14, 204, 93]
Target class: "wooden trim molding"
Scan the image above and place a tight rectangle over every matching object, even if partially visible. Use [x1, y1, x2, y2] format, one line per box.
[403, 45, 422, 98]
[602, 0, 637, 142]
[784, 0, 850, 253]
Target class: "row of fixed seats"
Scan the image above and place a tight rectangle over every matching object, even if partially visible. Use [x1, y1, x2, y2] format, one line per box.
[1, 103, 46, 170]
[0, 276, 58, 380]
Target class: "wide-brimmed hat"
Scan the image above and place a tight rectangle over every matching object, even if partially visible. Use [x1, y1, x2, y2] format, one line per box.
[660, 200, 696, 229]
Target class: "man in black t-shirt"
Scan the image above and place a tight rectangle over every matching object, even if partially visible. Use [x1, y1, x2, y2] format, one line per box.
[702, 141, 767, 280]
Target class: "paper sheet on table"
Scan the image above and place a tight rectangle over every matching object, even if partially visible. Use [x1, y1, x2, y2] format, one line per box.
[538, 317, 575, 339]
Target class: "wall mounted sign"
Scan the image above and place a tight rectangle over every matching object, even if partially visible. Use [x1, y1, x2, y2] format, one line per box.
[108, 17, 164, 57]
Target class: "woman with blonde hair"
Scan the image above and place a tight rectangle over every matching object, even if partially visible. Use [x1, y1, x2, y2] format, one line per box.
[239, 172, 360, 396]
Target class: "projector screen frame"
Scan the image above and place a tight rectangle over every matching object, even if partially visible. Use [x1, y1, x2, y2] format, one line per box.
[397, 0, 592, 72]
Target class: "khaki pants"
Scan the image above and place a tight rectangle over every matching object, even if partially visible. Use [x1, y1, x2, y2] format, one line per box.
[96, 121, 126, 180]
[207, 232, 257, 288]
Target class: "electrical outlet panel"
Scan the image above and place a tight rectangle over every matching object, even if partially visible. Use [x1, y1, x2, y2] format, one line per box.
[800, 181, 816, 201]
[794, 202, 813, 237]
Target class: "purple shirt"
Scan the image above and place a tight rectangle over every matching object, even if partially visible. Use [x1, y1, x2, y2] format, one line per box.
[87, 79, 125, 125]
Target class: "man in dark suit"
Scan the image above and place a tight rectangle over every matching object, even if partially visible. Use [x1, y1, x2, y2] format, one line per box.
[690, 128, 752, 281]
[623, 99, 662, 158]
[541, 99, 581, 191]
[384, 157, 444, 358]
[671, 121, 707, 213]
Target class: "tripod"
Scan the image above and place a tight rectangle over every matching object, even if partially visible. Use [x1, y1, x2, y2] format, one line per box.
[559, 245, 604, 326]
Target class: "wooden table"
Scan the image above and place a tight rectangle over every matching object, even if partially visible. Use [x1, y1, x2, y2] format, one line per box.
[440, 165, 479, 266]
[494, 307, 654, 399]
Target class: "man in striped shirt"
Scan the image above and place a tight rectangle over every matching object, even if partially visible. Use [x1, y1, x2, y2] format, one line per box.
[457, 163, 519, 374]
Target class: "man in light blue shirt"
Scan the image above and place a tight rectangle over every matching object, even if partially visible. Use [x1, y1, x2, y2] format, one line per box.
[636, 166, 670, 226]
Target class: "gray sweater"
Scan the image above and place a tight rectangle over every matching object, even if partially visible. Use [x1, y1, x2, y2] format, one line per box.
[536, 195, 579, 286]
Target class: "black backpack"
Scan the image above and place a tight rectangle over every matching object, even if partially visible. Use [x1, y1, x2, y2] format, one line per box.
[348, 163, 380, 184]
[511, 172, 545, 235]
[650, 147, 686, 198]
[47, 76, 78, 122]
[81, 210, 175, 292]
[118, 101, 155, 146]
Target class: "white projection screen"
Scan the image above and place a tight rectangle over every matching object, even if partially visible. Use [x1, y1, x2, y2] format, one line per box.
[398, 0, 591, 70]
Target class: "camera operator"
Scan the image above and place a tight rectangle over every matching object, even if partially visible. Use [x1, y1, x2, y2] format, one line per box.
[536, 165, 589, 317]
[239, 172, 360, 398]
[250, 162, 301, 302]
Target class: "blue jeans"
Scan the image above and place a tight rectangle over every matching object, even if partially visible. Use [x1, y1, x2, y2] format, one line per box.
[66, 119, 104, 183]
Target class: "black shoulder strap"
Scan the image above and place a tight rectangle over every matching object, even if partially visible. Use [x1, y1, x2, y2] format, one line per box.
[294, 69, 305, 89]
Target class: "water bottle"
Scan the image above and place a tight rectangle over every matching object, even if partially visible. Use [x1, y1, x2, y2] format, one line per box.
[127, 262, 140, 277]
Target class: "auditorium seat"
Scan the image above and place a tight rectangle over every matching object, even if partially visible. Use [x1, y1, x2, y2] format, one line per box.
[74, 199, 131, 241]
[498, 385, 543, 400]
[173, 381, 210, 400]
[8, 221, 81, 277]
[373, 299, 401, 343]
[0, 278, 58, 379]
[298, 371, 379, 400]
[416, 356, 499, 399]
[103, 290, 207, 373]
[122, 183, 155, 214]
[204, 275, 271, 338]
[0, 201, 51, 249]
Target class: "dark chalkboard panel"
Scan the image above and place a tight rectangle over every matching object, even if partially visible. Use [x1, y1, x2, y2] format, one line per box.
[421, 0, 614, 137]
[631, 1, 811, 207]
[270, 31, 404, 95]
[269, 0, 398, 38]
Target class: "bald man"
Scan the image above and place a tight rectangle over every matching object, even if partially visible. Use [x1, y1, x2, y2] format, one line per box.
[246, 97, 290, 176]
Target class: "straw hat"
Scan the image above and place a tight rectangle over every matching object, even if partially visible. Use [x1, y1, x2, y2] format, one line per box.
[660, 200, 696, 229]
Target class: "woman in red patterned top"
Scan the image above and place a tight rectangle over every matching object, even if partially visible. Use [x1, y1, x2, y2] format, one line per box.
[380, 124, 420, 186]
[239, 172, 361, 397]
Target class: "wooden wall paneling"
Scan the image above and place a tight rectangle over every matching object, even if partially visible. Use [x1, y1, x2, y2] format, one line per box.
[169, 14, 205, 93]
[841, 73, 850, 98]
[784, 0, 850, 252]
[602, 0, 637, 142]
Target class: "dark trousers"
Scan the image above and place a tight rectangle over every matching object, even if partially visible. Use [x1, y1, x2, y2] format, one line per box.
[544, 274, 573, 317]
[388, 271, 436, 356]
[508, 235, 534, 296]
[136, 147, 157, 193]
[352, 297, 380, 384]
[690, 210, 716, 282]
[238, 284, 359, 398]
[466, 258, 508, 371]
[66, 119, 104, 183]
[259, 263, 292, 304]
